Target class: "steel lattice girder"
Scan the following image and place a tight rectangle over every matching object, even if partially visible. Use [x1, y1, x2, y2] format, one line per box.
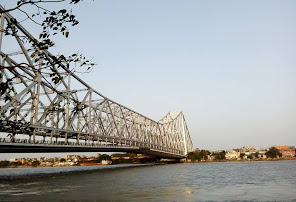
[0, 5, 193, 157]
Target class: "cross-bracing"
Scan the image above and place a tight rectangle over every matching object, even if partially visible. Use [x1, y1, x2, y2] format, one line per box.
[0, 6, 193, 158]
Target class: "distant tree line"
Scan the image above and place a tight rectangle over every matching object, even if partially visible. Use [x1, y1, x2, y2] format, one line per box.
[187, 150, 226, 161]
[0, 160, 40, 167]
[265, 147, 282, 158]
[187, 146, 283, 162]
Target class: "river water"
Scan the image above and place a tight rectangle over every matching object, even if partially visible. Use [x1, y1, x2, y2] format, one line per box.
[0, 161, 296, 201]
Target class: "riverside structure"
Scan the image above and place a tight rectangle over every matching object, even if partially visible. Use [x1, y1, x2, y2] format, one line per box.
[0, 5, 193, 159]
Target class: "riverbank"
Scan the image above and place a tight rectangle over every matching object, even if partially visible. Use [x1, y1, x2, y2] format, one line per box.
[2, 156, 296, 169]
[189, 157, 296, 163]
[0, 153, 159, 168]
[0, 161, 159, 169]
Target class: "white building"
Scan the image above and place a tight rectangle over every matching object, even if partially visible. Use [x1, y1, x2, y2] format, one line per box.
[225, 150, 240, 160]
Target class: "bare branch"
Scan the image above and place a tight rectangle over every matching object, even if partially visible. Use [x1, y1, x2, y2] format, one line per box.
[18, 8, 42, 26]
[33, 3, 51, 13]
[0, 63, 33, 70]
[0, 0, 66, 14]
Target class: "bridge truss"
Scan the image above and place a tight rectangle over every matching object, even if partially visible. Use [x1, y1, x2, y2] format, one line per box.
[0, 6, 193, 158]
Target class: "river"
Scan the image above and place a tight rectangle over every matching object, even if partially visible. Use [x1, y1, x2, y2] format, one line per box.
[0, 160, 296, 201]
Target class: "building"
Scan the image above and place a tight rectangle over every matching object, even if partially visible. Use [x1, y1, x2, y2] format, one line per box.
[239, 146, 258, 156]
[101, 160, 112, 165]
[258, 148, 269, 155]
[20, 158, 27, 164]
[207, 155, 215, 161]
[241, 146, 256, 151]
[63, 155, 74, 160]
[225, 150, 240, 160]
[240, 146, 256, 153]
[274, 145, 296, 157]
[38, 157, 45, 162]
[9, 158, 17, 162]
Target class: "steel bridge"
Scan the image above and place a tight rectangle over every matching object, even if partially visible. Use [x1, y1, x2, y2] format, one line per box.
[0, 6, 193, 158]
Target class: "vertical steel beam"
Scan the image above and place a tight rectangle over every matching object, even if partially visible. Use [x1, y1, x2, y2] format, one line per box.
[181, 113, 188, 155]
[0, 13, 4, 81]
[32, 58, 42, 143]
[0, 12, 5, 85]
[13, 92, 17, 121]
[106, 100, 119, 139]
[88, 89, 92, 144]
[77, 111, 81, 144]
[64, 73, 71, 144]
[50, 115, 54, 144]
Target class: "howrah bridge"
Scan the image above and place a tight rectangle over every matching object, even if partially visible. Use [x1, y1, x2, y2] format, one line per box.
[0, 6, 193, 158]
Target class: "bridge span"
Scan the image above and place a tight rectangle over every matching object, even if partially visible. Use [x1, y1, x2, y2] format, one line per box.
[0, 5, 193, 158]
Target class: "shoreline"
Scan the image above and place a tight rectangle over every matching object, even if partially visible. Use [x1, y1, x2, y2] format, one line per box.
[0, 162, 159, 169]
[188, 157, 296, 163]
[1, 157, 296, 169]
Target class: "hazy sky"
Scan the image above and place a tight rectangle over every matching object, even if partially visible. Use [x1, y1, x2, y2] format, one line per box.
[1, 0, 296, 151]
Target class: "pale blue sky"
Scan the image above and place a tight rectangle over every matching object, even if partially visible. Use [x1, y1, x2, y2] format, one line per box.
[1, 0, 296, 150]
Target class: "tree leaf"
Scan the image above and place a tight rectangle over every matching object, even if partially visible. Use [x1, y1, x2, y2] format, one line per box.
[9, 108, 15, 114]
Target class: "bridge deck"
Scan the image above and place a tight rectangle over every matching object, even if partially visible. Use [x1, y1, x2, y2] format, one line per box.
[0, 142, 186, 159]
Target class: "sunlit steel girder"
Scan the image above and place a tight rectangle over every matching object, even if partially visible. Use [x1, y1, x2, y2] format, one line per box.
[0, 5, 193, 158]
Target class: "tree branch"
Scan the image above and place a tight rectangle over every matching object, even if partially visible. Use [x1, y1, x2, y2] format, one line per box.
[0, 0, 66, 14]
[0, 63, 33, 70]
[18, 8, 42, 26]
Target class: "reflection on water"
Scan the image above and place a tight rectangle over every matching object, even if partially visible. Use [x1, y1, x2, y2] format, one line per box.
[1, 161, 296, 201]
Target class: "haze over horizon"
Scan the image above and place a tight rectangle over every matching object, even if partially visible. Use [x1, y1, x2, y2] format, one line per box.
[1, 0, 295, 152]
